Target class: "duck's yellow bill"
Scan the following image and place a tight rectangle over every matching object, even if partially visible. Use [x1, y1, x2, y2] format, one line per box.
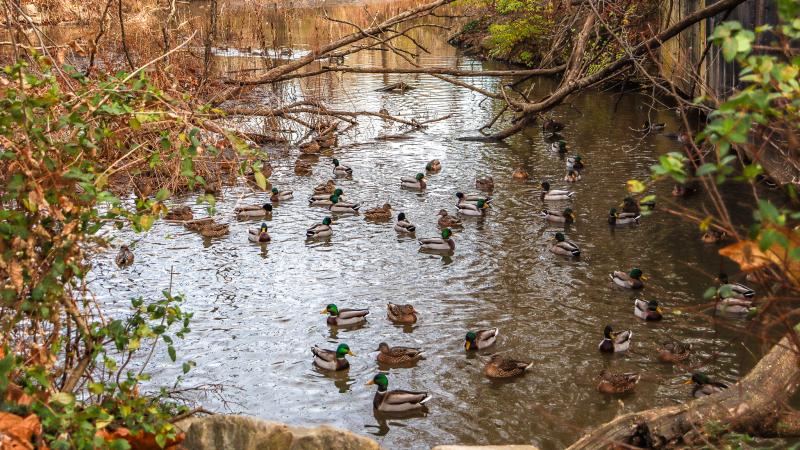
[348, 351, 356, 357]
[365, 380, 374, 386]
[656, 307, 664, 314]
[464, 341, 471, 350]
[682, 379, 694, 385]
[320, 309, 328, 314]
[641, 275, 649, 281]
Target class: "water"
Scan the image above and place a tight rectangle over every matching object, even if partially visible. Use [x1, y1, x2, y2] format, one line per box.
[91, 1, 759, 448]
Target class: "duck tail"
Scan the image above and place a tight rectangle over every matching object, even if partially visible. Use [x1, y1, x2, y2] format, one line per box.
[419, 394, 433, 404]
[524, 361, 534, 371]
[571, 249, 581, 257]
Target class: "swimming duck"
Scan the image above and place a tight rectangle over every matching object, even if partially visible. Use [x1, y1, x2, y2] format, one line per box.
[464, 328, 498, 351]
[365, 203, 392, 220]
[376, 342, 424, 365]
[634, 299, 663, 321]
[484, 355, 534, 378]
[685, 372, 728, 398]
[657, 341, 692, 363]
[456, 199, 488, 217]
[598, 325, 632, 353]
[394, 213, 416, 233]
[550, 232, 580, 257]
[419, 228, 455, 253]
[310, 189, 345, 206]
[542, 118, 565, 133]
[270, 187, 293, 202]
[426, 159, 441, 172]
[332, 158, 353, 177]
[566, 155, 584, 171]
[717, 273, 755, 299]
[115, 245, 134, 268]
[235, 203, 273, 220]
[366, 373, 431, 412]
[701, 229, 727, 243]
[401, 173, 427, 190]
[321, 303, 369, 326]
[248, 222, 271, 243]
[437, 209, 463, 228]
[456, 192, 492, 206]
[476, 176, 494, 191]
[672, 181, 700, 197]
[550, 140, 567, 153]
[312, 343, 354, 371]
[199, 223, 229, 238]
[314, 180, 336, 195]
[512, 168, 530, 179]
[597, 370, 640, 394]
[608, 208, 640, 226]
[306, 217, 332, 238]
[621, 197, 641, 215]
[541, 181, 574, 201]
[541, 208, 576, 224]
[387, 303, 418, 324]
[640, 121, 666, 132]
[329, 195, 360, 214]
[612, 268, 646, 289]
[295, 158, 313, 176]
[164, 205, 193, 221]
[564, 170, 581, 182]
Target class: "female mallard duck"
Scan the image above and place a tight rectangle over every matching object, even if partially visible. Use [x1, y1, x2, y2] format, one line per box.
[622, 196, 655, 214]
[295, 158, 313, 176]
[419, 228, 455, 253]
[608, 208, 640, 226]
[456, 192, 492, 206]
[542, 118, 565, 133]
[314, 180, 336, 195]
[321, 303, 369, 326]
[464, 328, 498, 351]
[248, 222, 271, 243]
[717, 273, 755, 299]
[376, 342, 424, 365]
[199, 223, 229, 238]
[476, 176, 494, 191]
[401, 173, 427, 190]
[332, 158, 353, 177]
[387, 303, 417, 324]
[270, 188, 293, 202]
[328, 195, 359, 214]
[394, 213, 416, 233]
[598, 325, 632, 353]
[306, 217, 332, 238]
[164, 205, 193, 221]
[115, 245, 134, 268]
[597, 370, 640, 394]
[657, 341, 692, 363]
[365, 203, 392, 220]
[550, 140, 567, 153]
[437, 209, 462, 228]
[550, 232, 580, 257]
[366, 373, 431, 412]
[541, 208, 576, 224]
[564, 170, 581, 182]
[566, 155, 584, 171]
[300, 140, 321, 155]
[426, 159, 441, 172]
[612, 268, 646, 289]
[541, 181, 574, 201]
[456, 199, 488, 217]
[484, 355, 533, 378]
[512, 168, 530, 179]
[312, 343, 354, 371]
[634, 299, 663, 321]
[235, 203, 273, 220]
[685, 372, 728, 398]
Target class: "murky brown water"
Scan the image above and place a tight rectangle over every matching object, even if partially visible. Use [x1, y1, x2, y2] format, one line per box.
[92, 1, 761, 448]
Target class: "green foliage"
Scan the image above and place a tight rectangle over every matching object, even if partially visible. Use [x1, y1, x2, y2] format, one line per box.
[462, 19, 481, 33]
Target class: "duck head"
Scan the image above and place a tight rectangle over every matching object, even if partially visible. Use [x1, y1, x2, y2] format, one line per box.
[321, 303, 339, 316]
[477, 199, 488, 209]
[322, 217, 332, 225]
[366, 373, 389, 391]
[437, 209, 449, 217]
[541, 181, 551, 192]
[332, 158, 341, 167]
[629, 268, 643, 279]
[564, 208, 575, 221]
[555, 232, 566, 242]
[376, 342, 390, 352]
[609, 207, 618, 217]
[441, 228, 452, 239]
[685, 372, 711, 385]
[262, 203, 273, 212]
[397, 212, 407, 221]
[603, 325, 614, 339]
[336, 343, 354, 358]
[455, 192, 465, 200]
[557, 141, 567, 152]
[415, 173, 425, 181]
[648, 300, 662, 313]
[271, 187, 279, 194]
[259, 222, 268, 233]
[464, 331, 477, 350]
[333, 188, 344, 196]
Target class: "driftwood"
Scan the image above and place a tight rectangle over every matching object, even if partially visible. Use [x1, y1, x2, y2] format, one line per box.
[376, 81, 414, 93]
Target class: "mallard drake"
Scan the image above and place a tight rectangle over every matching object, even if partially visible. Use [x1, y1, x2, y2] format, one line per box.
[387, 303, 417, 324]
[248, 222, 271, 243]
[366, 373, 431, 412]
[164, 205, 193, 221]
[542, 118, 565, 133]
[566, 155, 584, 171]
[332, 158, 352, 177]
[314, 180, 336, 195]
[598, 325, 632, 353]
[701, 229, 727, 243]
[365, 203, 392, 220]
[634, 299, 662, 320]
[312, 343, 354, 371]
[437, 209, 462, 228]
[657, 341, 692, 363]
[376, 342, 424, 365]
[394, 213, 416, 233]
[401, 173, 427, 190]
[456, 199, 488, 217]
[306, 217, 332, 238]
[717, 273, 755, 299]
[512, 168, 530, 179]
[564, 170, 581, 182]
[456, 192, 492, 206]
[476, 176, 494, 191]
[321, 303, 369, 326]
[426, 159, 441, 172]
[597, 370, 640, 394]
[685, 372, 728, 398]
[270, 187, 293, 202]
[550, 232, 580, 257]
[541, 208, 575, 224]
[235, 203, 273, 220]
[541, 181, 574, 201]
[115, 245, 134, 268]
[550, 140, 567, 153]
[464, 328, 498, 351]
[484, 355, 533, 378]
[310, 189, 345, 206]
[608, 208, 640, 226]
[611, 268, 646, 289]
[419, 227, 455, 253]
[329, 195, 359, 214]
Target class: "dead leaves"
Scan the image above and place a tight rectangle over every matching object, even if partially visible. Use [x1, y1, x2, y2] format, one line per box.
[719, 228, 800, 283]
[0, 412, 42, 450]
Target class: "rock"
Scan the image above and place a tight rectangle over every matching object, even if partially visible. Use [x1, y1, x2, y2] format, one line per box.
[432, 446, 540, 450]
[183, 415, 381, 450]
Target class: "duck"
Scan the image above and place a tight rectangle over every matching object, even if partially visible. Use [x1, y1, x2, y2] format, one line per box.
[456, 199, 488, 217]
[164, 205, 193, 221]
[634, 299, 663, 321]
[321, 303, 369, 326]
[640, 121, 666, 132]
[598, 325, 632, 353]
[199, 223, 229, 238]
[566, 155, 584, 171]
[716, 296, 754, 315]
[366, 373, 431, 412]
[597, 370, 641, 394]
[235, 203, 273, 220]
[310, 189, 345, 206]
[542, 118, 565, 133]
[464, 328, 498, 351]
[400, 173, 427, 190]
[540, 181, 574, 201]
[541, 208, 575, 224]
[394, 213, 416, 233]
[329, 195, 360, 214]
[701, 229, 727, 243]
[685, 372, 728, 398]
[437, 209, 462, 228]
[376, 342, 424, 365]
[564, 170, 581, 182]
[717, 273, 755, 299]
[306, 217, 332, 238]
[512, 168, 529, 179]
[612, 268, 646, 289]
[387, 303, 418, 324]
[476, 176, 494, 191]
[426, 159, 441, 172]
[550, 232, 580, 257]
[248, 222, 271, 243]
[270, 187, 293, 202]
[295, 158, 313, 176]
[456, 192, 492, 206]
[365, 203, 392, 220]
[312, 343, 354, 371]
[657, 341, 692, 363]
[418, 227, 455, 253]
[550, 140, 567, 153]
[608, 208, 640, 226]
[314, 180, 336, 195]
[672, 181, 700, 197]
[484, 355, 534, 378]
[115, 245, 134, 268]
[332, 158, 352, 177]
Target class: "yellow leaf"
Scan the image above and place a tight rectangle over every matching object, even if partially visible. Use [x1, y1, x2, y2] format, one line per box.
[254, 171, 267, 190]
[140, 215, 155, 231]
[699, 216, 713, 232]
[626, 179, 646, 194]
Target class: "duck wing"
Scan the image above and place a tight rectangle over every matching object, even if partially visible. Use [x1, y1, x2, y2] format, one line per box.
[613, 330, 632, 345]
[383, 390, 430, 405]
[337, 308, 369, 319]
[386, 346, 423, 358]
[418, 237, 445, 245]
[311, 346, 336, 362]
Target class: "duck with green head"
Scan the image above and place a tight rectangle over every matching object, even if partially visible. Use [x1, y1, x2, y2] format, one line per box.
[426, 159, 441, 172]
[484, 355, 534, 378]
[685, 372, 728, 398]
[418, 227, 455, 253]
[332, 158, 353, 177]
[366, 373, 431, 412]
[550, 140, 567, 153]
[550, 232, 580, 257]
[328, 195, 360, 214]
[456, 198, 488, 217]
[306, 217, 332, 238]
[597, 370, 640, 394]
[541, 208, 576, 224]
[376, 342, 424, 365]
[270, 187, 293, 202]
[464, 328, 498, 351]
[235, 203, 273, 220]
[312, 343, 354, 371]
[634, 299, 662, 321]
[608, 208, 640, 226]
[456, 192, 493, 206]
[715, 273, 755, 314]
[321, 303, 369, 326]
[310, 188, 344, 204]
[612, 268, 646, 289]
[566, 155, 584, 171]
[248, 222, 271, 243]
[540, 181, 574, 201]
[394, 213, 416, 234]
[598, 325, 632, 353]
[401, 173, 427, 190]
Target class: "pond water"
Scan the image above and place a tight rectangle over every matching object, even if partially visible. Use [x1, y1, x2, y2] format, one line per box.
[92, 1, 760, 448]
